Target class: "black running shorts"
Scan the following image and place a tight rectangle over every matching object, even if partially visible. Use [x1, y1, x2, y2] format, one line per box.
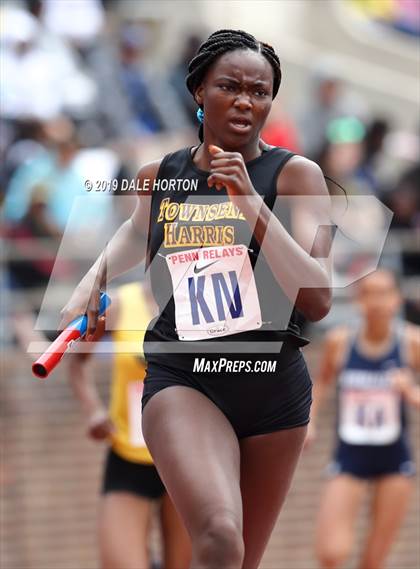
[102, 448, 166, 499]
[142, 343, 312, 439]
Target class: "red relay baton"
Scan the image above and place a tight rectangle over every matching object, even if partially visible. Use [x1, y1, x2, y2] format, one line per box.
[32, 292, 111, 379]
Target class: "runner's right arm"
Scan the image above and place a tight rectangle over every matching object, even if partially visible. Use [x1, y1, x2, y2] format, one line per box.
[60, 161, 160, 337]
[304, 326, 348, 448]
[391, 324, 420, 409]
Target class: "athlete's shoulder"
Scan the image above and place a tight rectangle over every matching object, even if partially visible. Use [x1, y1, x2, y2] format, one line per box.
[325, 325, 352, 351]
[321, 325, 353, 373]
[137, 147, 193, 190]
[276, 154, 328, 196]
[135, 159, 164, 195]
[404, 321, 420, 339]
[135, 148, 185, 193]
[404, 322, 420, 369]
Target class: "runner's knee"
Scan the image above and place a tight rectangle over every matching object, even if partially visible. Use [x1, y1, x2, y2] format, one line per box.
[317, 536, 351, 569]
[194, 511, 244, 567]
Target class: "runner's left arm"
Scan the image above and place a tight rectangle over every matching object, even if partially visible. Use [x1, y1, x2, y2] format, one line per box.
[393, 324, 420, 408]
[208, 146, 332, 321]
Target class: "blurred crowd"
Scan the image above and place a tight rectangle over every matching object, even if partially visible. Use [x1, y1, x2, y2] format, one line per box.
[1, 0, 419, 344]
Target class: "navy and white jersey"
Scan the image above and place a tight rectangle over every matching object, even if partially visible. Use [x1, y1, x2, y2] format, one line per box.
[328, 324, 415, 479]
[336, 326, 408, 446]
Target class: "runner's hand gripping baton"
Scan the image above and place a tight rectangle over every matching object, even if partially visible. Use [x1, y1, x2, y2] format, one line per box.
[32, 292, 111, 379]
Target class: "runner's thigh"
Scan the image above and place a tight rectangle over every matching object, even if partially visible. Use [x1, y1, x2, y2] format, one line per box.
[99, 492, 152, 569]
[142, 385, 243, 537]
[240, 426, 307, 569]
[359, 475, 413, 568]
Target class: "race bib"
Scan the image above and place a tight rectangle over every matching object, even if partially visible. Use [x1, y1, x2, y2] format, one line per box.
[166, 245, 262, 341]
[127, 381, 146, 447]
[339, 389, 401, 445]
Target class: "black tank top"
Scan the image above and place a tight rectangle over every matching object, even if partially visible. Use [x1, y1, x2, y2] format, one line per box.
[143, 145, 309, 369]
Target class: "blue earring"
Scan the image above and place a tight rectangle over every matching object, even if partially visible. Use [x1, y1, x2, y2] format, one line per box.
[196, 108, 204, 124]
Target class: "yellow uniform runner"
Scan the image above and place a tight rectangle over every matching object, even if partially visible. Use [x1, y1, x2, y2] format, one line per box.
[109, 282, 153, 464]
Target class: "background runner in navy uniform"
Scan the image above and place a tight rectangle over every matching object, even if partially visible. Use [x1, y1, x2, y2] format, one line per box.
[306, 269, 420, 569]
[61, 30, 333, 569]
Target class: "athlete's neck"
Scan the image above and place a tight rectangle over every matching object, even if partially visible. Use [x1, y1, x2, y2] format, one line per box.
[361, 319, 393, 344]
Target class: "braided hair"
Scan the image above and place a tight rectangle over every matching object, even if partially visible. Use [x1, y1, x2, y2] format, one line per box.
[186, 29, 282, 142]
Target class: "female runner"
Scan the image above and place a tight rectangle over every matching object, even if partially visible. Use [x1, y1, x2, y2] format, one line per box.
[308, 269, 419, 569]
[61, 29, 332, 568]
